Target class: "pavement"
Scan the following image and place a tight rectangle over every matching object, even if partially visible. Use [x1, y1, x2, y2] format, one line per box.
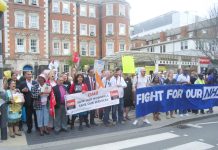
[0, 107, 218, 150]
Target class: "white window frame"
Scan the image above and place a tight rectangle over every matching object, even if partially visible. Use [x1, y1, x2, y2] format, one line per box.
[89, 5, 96, 18]
[119, 4, 125, 16]
[106, 23, 114, 35]
[119, 42, 125, 52]
[53, 41, 60, 55]
[29, 0, 38, 6]
[119, 23, 126, 35]
[16, 37, 25, 53]
[89, 25, 96, 36]
[15, 11, 25, 28]
[80, 24, 87, 36]
[29, 38, 39, 53]
[64, 65, 69, 73]
[62, 2, 70, 14]
[89, 42, 96, 56]
[62, 41, 70, 55]
[52, 20, 60, 33]
[106, 41, 114, 56]
[80, 4, 87, 16]
[106, 4, 113, 16]
[15, 0, 24, 4]
[29, 13, 39, 29]
[80, 42, 88, 56]
[62, 21, 70, 34]
[52, 1, 60, 13]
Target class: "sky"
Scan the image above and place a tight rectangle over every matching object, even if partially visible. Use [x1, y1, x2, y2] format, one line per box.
[127, 0, 218, 25]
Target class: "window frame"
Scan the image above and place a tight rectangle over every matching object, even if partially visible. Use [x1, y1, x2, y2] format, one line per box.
[119, 23, 126, 35]
[106, 4, 113, 16]
[52, 1, 60, 13]
[52, 20, 60, 33]
[29, 13, 39, 29]
[89, 5, 96, 18]
[62, 21, 70, 34]
[53, 41, 60, 55]
[119, 4, 125, 16]
[80, 24, 88, 36]
[89, 25, 96, 36]
[62, 2, 70, 14]
[119, 42, 125, 52]
[106, 41, 114, 56]
[89, 41, 96, 56]
[80, 41, 88, 56]
[80, 4, 87, 17]
[16, 37, 25, 53]
[29, 38, 39, 53]
[15, 11, 25, 28]
[106, 23, 114, 35]
[62, 41, 70, 55]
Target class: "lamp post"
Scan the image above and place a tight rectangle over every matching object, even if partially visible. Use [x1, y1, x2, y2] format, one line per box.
[0, 0, 8, 140]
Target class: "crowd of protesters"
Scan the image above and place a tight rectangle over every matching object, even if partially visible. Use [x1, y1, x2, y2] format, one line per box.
[1, 66, 218, 138]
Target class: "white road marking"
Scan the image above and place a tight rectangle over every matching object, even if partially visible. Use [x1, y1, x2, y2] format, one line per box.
[183, 134, 188, 137]
[166, 141, 214, 150]
[196, 121, 218, 126]
[185, 124, 202, 128]
[76, 132, 179, 150]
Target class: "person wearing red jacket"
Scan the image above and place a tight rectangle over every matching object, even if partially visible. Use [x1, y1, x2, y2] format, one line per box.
[69, 74, 90, 131]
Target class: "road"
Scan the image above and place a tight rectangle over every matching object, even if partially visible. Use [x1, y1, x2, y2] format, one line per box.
[31, 116, 218, 150]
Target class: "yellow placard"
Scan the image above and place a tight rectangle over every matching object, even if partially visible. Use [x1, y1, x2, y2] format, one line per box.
[4, 70, 11, 79]
[122, 56, 135, 74]
[0, 0, 7, 12]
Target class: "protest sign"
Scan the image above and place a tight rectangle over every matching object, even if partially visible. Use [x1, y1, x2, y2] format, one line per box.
[136, 84, 218, 118]
[65, 87, 119, 115]
[94, 60, 105, 75]
[122, 56, 135, 74]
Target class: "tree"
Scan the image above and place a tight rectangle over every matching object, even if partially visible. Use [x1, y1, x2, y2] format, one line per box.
[193, 3, 218, 65]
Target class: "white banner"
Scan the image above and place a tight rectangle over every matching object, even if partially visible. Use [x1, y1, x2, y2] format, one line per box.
[65, 87, 120, 115]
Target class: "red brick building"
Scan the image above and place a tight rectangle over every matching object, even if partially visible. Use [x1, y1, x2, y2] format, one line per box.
[3, 0, 49, 74]
[49, 0, 76, 73]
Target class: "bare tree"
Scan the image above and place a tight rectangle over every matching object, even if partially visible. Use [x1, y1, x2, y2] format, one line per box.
[193, 3, 218, 65]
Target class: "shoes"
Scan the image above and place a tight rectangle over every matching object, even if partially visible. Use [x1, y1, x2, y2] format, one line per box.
[125, 116, 131, 121]
[143, 119, 151, 124]
[10, 134, 15, 138]
[78, 125, 83, 131]
[90, 122, 98, 126]
[27, 129, 32, 134]
[179, 114, 184, 117]
[170, 115, 176, 118]
[44, 130, 50, 135]
[184, 113, 190, 116]
[133, 120, 138, 125]
[61, 128, 68, 132]
[86, 124, 91, 128]
[112, 121, 117, 126]
[166, 116, 171, 119]
[118, 121, 125, 124]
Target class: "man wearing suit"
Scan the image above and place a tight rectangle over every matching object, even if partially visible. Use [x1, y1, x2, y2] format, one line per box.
[53, 77, 68, 133]
[20, 71, 38, 133]
[84, 68, 98, 126]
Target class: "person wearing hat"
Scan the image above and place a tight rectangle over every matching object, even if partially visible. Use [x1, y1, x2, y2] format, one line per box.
[31, 74, 51, 136]
[194, 73, 205, 114]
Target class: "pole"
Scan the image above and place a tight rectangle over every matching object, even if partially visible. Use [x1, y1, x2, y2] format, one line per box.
[0, 12, 7, 140]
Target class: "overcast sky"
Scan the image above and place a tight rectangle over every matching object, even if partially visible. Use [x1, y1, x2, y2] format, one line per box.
[127, 0, 218, 25]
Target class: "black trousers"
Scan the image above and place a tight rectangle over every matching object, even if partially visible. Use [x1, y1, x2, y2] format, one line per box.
[90, 110, 96, 124]
[25, 105, 38, 131]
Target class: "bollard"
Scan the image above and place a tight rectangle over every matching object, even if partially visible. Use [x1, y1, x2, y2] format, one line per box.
[0, 92, 7, 140]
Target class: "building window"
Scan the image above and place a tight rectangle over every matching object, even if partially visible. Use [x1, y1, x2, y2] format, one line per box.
[15, 0, 24, 4]
[89, 25, 96, 36]
[80, 24, 87, 36]
[160, 45, 166, 53]
[30, 0, 38, 5]
[89, 5, 96, 18]
[62, 21, 70, 34]
[16, 38, 25, 52]
[106, 41, 114, 56]
[196, 41, 204, 50]
[181, 41, 188, 50]
[89, 42, 96, 56]
[15, 12, 25, 28]
[30, 39, 38, 53]
[62, 2, 70, 14]
[80, 4, 87, 16]
[106, 4, 113, 16]
[119, 24, 126, 35]
[52, 20, 60, 33]
[63, 42, 70, 55]
[64, 65, 69, 73]
[119, 42, 125, 51]
[80, 42, 88, 56]
[52, 1, 60, 13]
[53, 41, 60, 55]
[119, 4, 125, 16]
[29, 14, 39, 29]
[106, 23, 113, 35]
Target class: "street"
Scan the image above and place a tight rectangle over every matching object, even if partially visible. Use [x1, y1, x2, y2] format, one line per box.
[33, 116, 218, 150]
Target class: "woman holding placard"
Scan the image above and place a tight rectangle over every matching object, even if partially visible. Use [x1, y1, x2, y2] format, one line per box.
[5, 80, 24, 138]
